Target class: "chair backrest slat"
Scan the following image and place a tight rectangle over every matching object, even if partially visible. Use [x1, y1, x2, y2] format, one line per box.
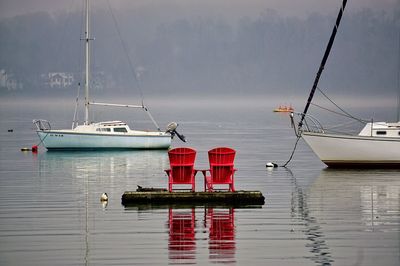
[207, 147, 236, 191]
[167, 147, 197, 191]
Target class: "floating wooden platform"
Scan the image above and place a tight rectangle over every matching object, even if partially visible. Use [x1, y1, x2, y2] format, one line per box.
[121, 190, 265, 206]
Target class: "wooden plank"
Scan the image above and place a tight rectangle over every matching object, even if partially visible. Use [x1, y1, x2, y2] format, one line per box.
[121, 190, 265, 206]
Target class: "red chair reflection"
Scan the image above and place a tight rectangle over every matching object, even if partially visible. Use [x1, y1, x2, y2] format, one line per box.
[203, 147, 236, 192]
[165, 147, 197, 192]
[168, 208, 196, 261]
[205, 208, 236, 261]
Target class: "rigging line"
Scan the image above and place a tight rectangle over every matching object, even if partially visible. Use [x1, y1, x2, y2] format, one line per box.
[298, 0, 348, 130]
[72, 82, 81, 129]
[106, 0, 144, 103]
[315, 87, 367, 123]
[310, 102, 350, 118]
[55, 0, 77, 71]
[284, 0, 347, 169]
[322, 119, 361, 130]
[72, 2, 86, 128]
[310, 101, 366, 123]
[397, 31, 400, 122]
[36, 132, 50, 147]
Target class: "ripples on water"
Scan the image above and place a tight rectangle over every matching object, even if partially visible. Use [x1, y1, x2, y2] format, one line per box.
[0, 98, 399, 265]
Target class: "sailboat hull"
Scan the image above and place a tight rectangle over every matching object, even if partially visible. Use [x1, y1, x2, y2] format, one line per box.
[302, 131, 400, 168]
[37, 131, 171, 150]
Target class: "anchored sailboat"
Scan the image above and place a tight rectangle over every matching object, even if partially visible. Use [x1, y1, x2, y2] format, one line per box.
[291, 0, 400, 167]
[33, 0, 184, 150]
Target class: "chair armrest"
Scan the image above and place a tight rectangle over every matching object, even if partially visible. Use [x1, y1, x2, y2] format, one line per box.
[165, 169, 171, 175]
[197, 169, 209, 177]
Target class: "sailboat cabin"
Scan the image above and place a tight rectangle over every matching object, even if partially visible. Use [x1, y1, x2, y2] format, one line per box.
[94, 121, 130, 133]
[358, 122, 400, 138]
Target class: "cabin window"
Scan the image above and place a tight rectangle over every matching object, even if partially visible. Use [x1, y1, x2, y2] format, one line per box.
[114, 127, 128, 133]
[376, 131, 387, 135]
[96, 128, 111, 132]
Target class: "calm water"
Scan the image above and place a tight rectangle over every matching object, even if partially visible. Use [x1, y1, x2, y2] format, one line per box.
[0, 96, 399, 265]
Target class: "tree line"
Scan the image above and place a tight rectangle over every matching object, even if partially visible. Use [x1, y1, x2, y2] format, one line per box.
[0, 6, 399, 96]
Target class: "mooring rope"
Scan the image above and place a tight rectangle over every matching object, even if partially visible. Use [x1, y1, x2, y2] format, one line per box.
[281, 135, 301, 168]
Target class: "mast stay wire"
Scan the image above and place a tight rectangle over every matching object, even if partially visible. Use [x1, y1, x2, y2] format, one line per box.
[72, 0, 86, 128]
[104, 0, 161, 131]
[105, 0, 145, 104]
[298, 0, 348, 131]
[315, 86, 368, 123]
[280, 87, 366, 168]
[277, 0, 348, 168]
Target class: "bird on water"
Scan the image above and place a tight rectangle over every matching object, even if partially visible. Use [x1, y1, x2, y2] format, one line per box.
[100, 193, 108, 202]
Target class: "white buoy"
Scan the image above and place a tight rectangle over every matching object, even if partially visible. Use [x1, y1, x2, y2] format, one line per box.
[266, 162, 278, 168]
[100, 192, 108, 202]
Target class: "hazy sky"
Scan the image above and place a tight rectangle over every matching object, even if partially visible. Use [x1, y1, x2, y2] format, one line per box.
[0, 0, 398, 20]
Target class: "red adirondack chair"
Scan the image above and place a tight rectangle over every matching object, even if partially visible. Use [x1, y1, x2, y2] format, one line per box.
[165, 147, 197, 192]
[203, 147, 236, 192]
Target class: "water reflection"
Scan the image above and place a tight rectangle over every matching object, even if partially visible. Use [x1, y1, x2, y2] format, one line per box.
[313, 169, 400, 233]
[360, 185, 400, 231]
[166, 206, 236, 264]
[35, 150, 168, 266]
[287, 168, 333, 266]
[37, 150, 169, 180]
[300, 169, 400, 266]
[205, 208, 236, 263]
[286, 167, 400, 266]
[168, 208, 196, 262]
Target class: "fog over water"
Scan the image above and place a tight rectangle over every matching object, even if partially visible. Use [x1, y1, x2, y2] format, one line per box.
[0, 0, 400, 106]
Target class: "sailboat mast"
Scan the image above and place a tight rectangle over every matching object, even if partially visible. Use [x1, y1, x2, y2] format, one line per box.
[84, 0, 90, 125]
[298, 0, 347, 130]
[397, 31, 400, 122]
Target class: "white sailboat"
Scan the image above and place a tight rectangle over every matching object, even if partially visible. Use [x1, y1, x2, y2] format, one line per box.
[33, 0, 183, 150]
[291, 0, 400, 168]
[300, 121, 400, 167]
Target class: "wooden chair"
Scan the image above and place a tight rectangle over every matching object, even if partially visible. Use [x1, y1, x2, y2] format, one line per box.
[165, 147, 197, 192]
[202, 147, 236, 192]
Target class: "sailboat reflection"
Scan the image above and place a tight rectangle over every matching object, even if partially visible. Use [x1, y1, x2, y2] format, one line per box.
[313, 169, 400, 232]
[205, 208, 236, 263]
[360, 185, 400, 231]
[168, 208, 196, 261]
[290, 168, 400, 265]
[286, 168, 334, 266]
[37, 150, 168, 181]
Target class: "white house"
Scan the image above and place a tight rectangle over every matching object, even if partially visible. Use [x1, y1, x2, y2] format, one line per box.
[0, 69, 21, 90]
[48, 72, 74, 88]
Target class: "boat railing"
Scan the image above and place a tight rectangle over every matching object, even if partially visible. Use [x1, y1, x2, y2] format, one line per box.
[33, 119, 51, 131]
[292, 112, 325, 134]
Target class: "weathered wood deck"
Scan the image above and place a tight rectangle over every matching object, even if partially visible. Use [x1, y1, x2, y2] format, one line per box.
[121, 190, 265, 206]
